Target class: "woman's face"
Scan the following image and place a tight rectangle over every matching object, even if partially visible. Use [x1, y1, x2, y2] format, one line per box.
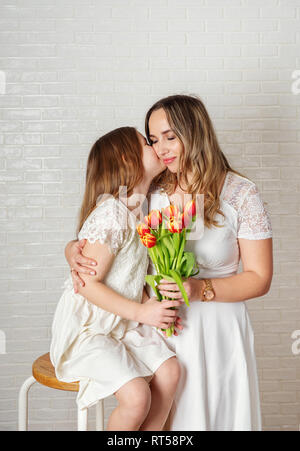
[137, 132, 166, 180]
[148, 108, 184, 173]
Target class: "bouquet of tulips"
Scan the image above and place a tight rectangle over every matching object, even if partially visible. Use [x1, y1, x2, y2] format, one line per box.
[136, 200, 199, 337]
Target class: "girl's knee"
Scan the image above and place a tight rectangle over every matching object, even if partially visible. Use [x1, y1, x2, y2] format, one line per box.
[131, 380, 151, 412]
[159, 357, 181, 387]
[116, 378, 151, 419]
[168, 357, 181, 384]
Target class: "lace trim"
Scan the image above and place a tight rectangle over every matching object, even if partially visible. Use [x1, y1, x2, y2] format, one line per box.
[237, 184, 272, 239]
[223, 172, 272, 240]
[77, 198, 132, 256]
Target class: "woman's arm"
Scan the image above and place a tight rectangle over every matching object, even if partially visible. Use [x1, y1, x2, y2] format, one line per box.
[211, 237, 273, 302]
[65, 239, 98, 292]
[158, 238, 273, 303]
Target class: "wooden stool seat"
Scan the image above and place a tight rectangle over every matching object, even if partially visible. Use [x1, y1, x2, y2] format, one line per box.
[32, 352, 79, 392]
[19, 352, 104, 431]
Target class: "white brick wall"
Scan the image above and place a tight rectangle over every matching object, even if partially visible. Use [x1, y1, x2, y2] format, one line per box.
[1, 0, 300, 431]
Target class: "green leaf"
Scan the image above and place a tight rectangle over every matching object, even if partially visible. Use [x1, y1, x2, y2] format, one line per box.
[169, 269, 190, 307]
[156, 242, 166, 273]
[159, 273, 176, 282]
[144, 275, 162, 301]
[156, 231, 173, 243]
[190, 268, 200, 277]
[175, 228, 186, 271]
[181, 252, 195, 277]
[172, 232, 180, 254]
[160, 235, 176, 260]
[161, 245, 170, 274]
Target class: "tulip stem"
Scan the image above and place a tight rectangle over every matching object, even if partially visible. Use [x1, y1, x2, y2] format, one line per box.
[148, 248, 160, 274]
[176, 229, 186, 271]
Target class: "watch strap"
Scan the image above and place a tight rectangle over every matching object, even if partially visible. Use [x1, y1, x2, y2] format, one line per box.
[200, 279, 214, 302]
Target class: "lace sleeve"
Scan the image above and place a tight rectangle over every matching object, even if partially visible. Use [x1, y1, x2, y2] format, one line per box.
[237, 184, 273, 240]
[77, 201, 129, 256]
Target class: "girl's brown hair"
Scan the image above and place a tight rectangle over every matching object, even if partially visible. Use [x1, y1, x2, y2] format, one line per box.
[145, 94, 248, 228]
[77, 126, 144, 235]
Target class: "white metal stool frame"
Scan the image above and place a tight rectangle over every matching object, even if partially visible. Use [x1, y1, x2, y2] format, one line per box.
[18, 376, 104, 431]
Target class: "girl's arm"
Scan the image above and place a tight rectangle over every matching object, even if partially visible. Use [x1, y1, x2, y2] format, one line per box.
[141, 287, 150, 304]
[77, 239, 183, 329]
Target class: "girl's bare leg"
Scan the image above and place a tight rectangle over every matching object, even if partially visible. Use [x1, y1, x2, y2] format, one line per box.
[163, 411, 172, 431]
[139, 357, 180, 431]
[106, 377, 151, 431]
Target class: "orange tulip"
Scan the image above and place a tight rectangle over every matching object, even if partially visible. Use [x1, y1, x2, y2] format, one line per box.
[166, 216, 183, 233]
[136, 223, 150, 237]
[146, 210, 162, 229]
[163, 204, 180, 219]
[141, 232, 157, 248]
[181, 212, 191, 229]
[183, 199, 196, 218]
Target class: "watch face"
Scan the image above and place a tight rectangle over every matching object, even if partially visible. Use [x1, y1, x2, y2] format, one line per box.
[205, 290, 214, 301]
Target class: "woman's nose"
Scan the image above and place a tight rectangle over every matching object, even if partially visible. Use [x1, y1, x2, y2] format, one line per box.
[155, 141, 169, 157]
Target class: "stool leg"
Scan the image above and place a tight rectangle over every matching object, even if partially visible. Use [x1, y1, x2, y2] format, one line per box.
[18, 376, 36, 431]
[77, 408, 88, 431]
[95, 400, 104, 431]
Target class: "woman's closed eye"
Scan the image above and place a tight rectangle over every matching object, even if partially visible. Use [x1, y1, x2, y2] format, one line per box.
[151, 137, 175, 144]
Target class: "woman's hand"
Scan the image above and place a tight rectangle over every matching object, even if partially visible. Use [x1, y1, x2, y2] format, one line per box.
[65, 239, 98, 293]
[157, 278, 203, 303]
[137, 296, 183, 330]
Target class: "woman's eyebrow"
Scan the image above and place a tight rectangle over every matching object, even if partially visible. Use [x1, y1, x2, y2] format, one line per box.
[149, 129, 172, 138]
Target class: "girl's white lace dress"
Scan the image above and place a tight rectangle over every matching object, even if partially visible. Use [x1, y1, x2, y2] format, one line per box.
[50, 197, 175, 410]
[147, 171, 273, 431]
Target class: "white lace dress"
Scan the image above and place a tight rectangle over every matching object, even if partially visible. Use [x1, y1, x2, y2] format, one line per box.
[50, 197, 175, 410]
[147, 171, 273, 431]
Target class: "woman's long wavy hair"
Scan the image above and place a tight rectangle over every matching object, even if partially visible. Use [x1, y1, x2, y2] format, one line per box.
[145, 94, 248, 228]
[77, 126, 144, 235]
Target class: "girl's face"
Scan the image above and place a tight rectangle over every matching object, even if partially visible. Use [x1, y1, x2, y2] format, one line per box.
[148, 108, 184, 173]
[137, 132, 166, 180]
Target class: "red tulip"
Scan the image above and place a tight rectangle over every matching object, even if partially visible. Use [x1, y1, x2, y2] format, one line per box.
[183, 199, 196, 218]
[141, 232, 157, 248]
[181, 212, 191, 229]
[146, 209, 162, 229]
[136, 223, 150, 237]
[166, 216, 183, 233]
[163, 205, 180, 219]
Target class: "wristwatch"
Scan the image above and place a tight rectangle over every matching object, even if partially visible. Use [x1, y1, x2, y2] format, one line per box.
[200, 279, 215, 302]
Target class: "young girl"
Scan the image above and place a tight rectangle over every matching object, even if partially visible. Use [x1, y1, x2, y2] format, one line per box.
[50, 127, 181, 431]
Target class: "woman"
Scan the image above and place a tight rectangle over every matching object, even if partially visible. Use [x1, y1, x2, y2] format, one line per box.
[66, 95, 273, 431]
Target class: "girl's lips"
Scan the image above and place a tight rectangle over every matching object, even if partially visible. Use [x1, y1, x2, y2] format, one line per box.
[163, 157, 176, 165]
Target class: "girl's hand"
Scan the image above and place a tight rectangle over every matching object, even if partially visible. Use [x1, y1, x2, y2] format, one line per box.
[157, 278, 203, 303]
[66, 239, 98, 293]
[138, 296, 183, 329]
[162, 316, 183, 337]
